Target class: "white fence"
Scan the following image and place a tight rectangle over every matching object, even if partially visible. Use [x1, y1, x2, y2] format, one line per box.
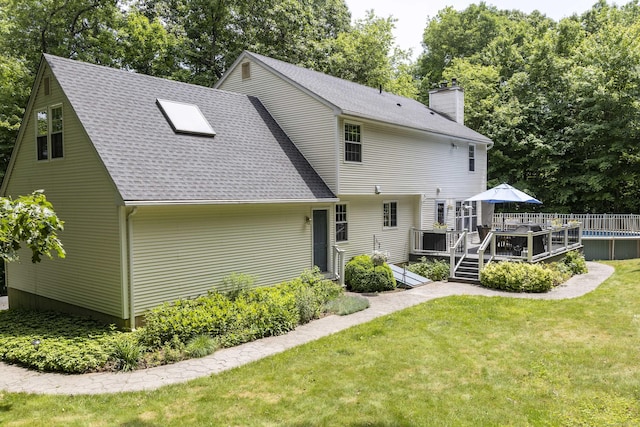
[492, 213, 640, 234]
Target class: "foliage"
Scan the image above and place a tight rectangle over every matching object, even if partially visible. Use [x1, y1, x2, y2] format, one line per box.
[480, 261, 554, 293]
[324, 294, 370, 315]
[185, 334, 218, 358]
[562, 250, 588, 275]
[0, 191, 65, 263]
[418, 1, 640, 213]
[222, 272, 256, 300]
[139, 269, 343, 350]
[0, 309, 121, 373]
[345, 254, 396, 293]
[111, 334, 143, 372]
[406, 258, 450, 281]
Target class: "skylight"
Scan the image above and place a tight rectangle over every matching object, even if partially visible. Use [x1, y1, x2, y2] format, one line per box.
[156, 99, 216, 137]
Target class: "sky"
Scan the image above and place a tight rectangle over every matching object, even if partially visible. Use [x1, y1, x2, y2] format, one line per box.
[344, 0, 612, 58]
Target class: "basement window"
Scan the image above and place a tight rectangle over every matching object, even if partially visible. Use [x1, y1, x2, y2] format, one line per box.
[156, 99, 216, 137]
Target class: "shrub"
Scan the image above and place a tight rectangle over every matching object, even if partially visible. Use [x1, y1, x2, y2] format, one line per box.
[223, 273, 256, 300]
[324, 294, 370, 315]
[480, 261, 554, 293]
[111, 334, 143, 372]
[563, 250, 588, 275]
[547, 262, 573, 286]
[345, 254, 396, 293]
[185, 335, 218, 358]
[407, 258, 450, 281]
[140, 292, 237, 348]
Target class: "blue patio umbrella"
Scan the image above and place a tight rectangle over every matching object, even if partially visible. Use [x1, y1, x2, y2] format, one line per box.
[465, 183, 542, 204]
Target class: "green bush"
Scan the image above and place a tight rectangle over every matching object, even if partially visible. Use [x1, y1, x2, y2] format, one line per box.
[406, 258, 450, 281]
[563, 250, 588, 275]
[111, 334, 143, 372]
[547, 262, 573, 286]
[345, 254, 396, 293]
[185, 335, 218, 358]
[223, 273, 256, 300]
[140, 292, 237, 347]
[140, 269, 342, 350]
[480, 261, 554, 293]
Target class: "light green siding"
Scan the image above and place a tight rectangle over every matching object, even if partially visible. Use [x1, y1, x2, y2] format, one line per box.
[130, 203, 326, 314]
[338, 119, 487, 230]
[216, 60, 338, 193]
[334, 195, 418, 264]
[3, 66, 124, 317]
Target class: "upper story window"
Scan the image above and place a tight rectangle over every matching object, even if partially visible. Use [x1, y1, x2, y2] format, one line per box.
[36, 105, 63, 161]
[383, 201, 397, 228]
[468, 143, 476, 172]
[344, 123, 361, 162]
[336, 204, 348, 242]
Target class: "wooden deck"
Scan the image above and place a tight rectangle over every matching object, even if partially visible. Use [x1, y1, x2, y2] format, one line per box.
[410, 224, 583, 283]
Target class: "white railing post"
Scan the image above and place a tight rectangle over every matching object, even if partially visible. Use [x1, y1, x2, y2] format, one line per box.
[527, 231, 533, 262]
[332, 246, 346, 286]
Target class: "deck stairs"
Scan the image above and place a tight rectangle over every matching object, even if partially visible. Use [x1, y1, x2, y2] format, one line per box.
[452, 256, 481, 284]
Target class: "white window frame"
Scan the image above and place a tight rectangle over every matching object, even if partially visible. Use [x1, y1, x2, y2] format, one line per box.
[335, 203, 349, 242]
[383, 201, 398, 229]
[455, 201, 478, 231]
[468, 143, 476, 172]
[344, 122, 362, 163]
[36, 104, 64, 161]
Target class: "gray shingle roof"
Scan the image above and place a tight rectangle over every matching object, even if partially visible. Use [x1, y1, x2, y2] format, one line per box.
[242, 52, 492, 144]
[44, 54, 336, 203]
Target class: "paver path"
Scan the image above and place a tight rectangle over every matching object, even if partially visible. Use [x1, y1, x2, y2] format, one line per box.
[0, 262, 613, 395]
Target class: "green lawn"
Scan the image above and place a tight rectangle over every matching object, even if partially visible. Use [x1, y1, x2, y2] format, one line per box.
[2, 260, 639, 426]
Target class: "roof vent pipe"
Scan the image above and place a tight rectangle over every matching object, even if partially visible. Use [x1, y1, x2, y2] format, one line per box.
[451, 78, 458, 87]
[379, 85, 382, 94]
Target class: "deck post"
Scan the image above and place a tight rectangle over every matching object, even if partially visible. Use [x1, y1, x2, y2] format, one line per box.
[527, 231, 533, 262]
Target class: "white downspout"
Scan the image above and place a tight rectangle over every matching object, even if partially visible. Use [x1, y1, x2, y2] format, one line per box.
[127, 207, 138, 329]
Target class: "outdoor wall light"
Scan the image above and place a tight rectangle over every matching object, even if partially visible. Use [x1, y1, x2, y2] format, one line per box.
[374, 185, 382, 194]
[305, 216, 311, 224]
[451, 142, 458, 149]
[31, 339, 41, 351]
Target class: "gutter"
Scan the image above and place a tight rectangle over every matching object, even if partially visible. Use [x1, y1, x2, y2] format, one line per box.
[123, 198, 339, 207]
[127, 207, 138, 329]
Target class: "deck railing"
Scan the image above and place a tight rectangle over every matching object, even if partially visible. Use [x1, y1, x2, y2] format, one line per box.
[492, 213, 640, 234]
[332, 245, 346, 286]
[477, 224, 582, 265]
[410, 228, 467, 256]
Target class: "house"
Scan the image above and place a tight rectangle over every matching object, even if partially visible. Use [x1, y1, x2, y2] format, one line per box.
[215, 52, 493, 262]
[1, 52, 492, 327]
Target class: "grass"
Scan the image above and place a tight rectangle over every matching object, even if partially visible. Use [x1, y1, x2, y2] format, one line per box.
[1, 259, 640, 426]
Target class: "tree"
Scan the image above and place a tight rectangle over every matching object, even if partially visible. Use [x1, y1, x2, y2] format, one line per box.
[418, 1, 640, 213]
[1, 191, 65, 264]
[312, 11, 417, 98]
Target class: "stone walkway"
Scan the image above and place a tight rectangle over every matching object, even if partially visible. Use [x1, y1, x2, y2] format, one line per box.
[0, 262, 613, 395]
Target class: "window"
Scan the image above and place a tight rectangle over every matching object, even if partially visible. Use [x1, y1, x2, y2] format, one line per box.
[156, 99, 216, 136]
[344, 123, 361, 162]
[36, 105, 63, 161]
[51, 106, 63, 158]
[336, 204, 348, 242]
[383, 201, 397, 228]
[468, 144, 476, 172]
[455, 201, 478, 231]
[436, 201, 446, 225]
[36, 110, 48, 160]
[241, 62, 251, 80]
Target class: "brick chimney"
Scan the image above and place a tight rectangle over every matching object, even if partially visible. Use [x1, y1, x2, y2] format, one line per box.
[428, 79, 464, 125]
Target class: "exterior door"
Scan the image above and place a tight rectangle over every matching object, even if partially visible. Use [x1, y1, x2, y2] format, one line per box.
[313, 209, 328, 272]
